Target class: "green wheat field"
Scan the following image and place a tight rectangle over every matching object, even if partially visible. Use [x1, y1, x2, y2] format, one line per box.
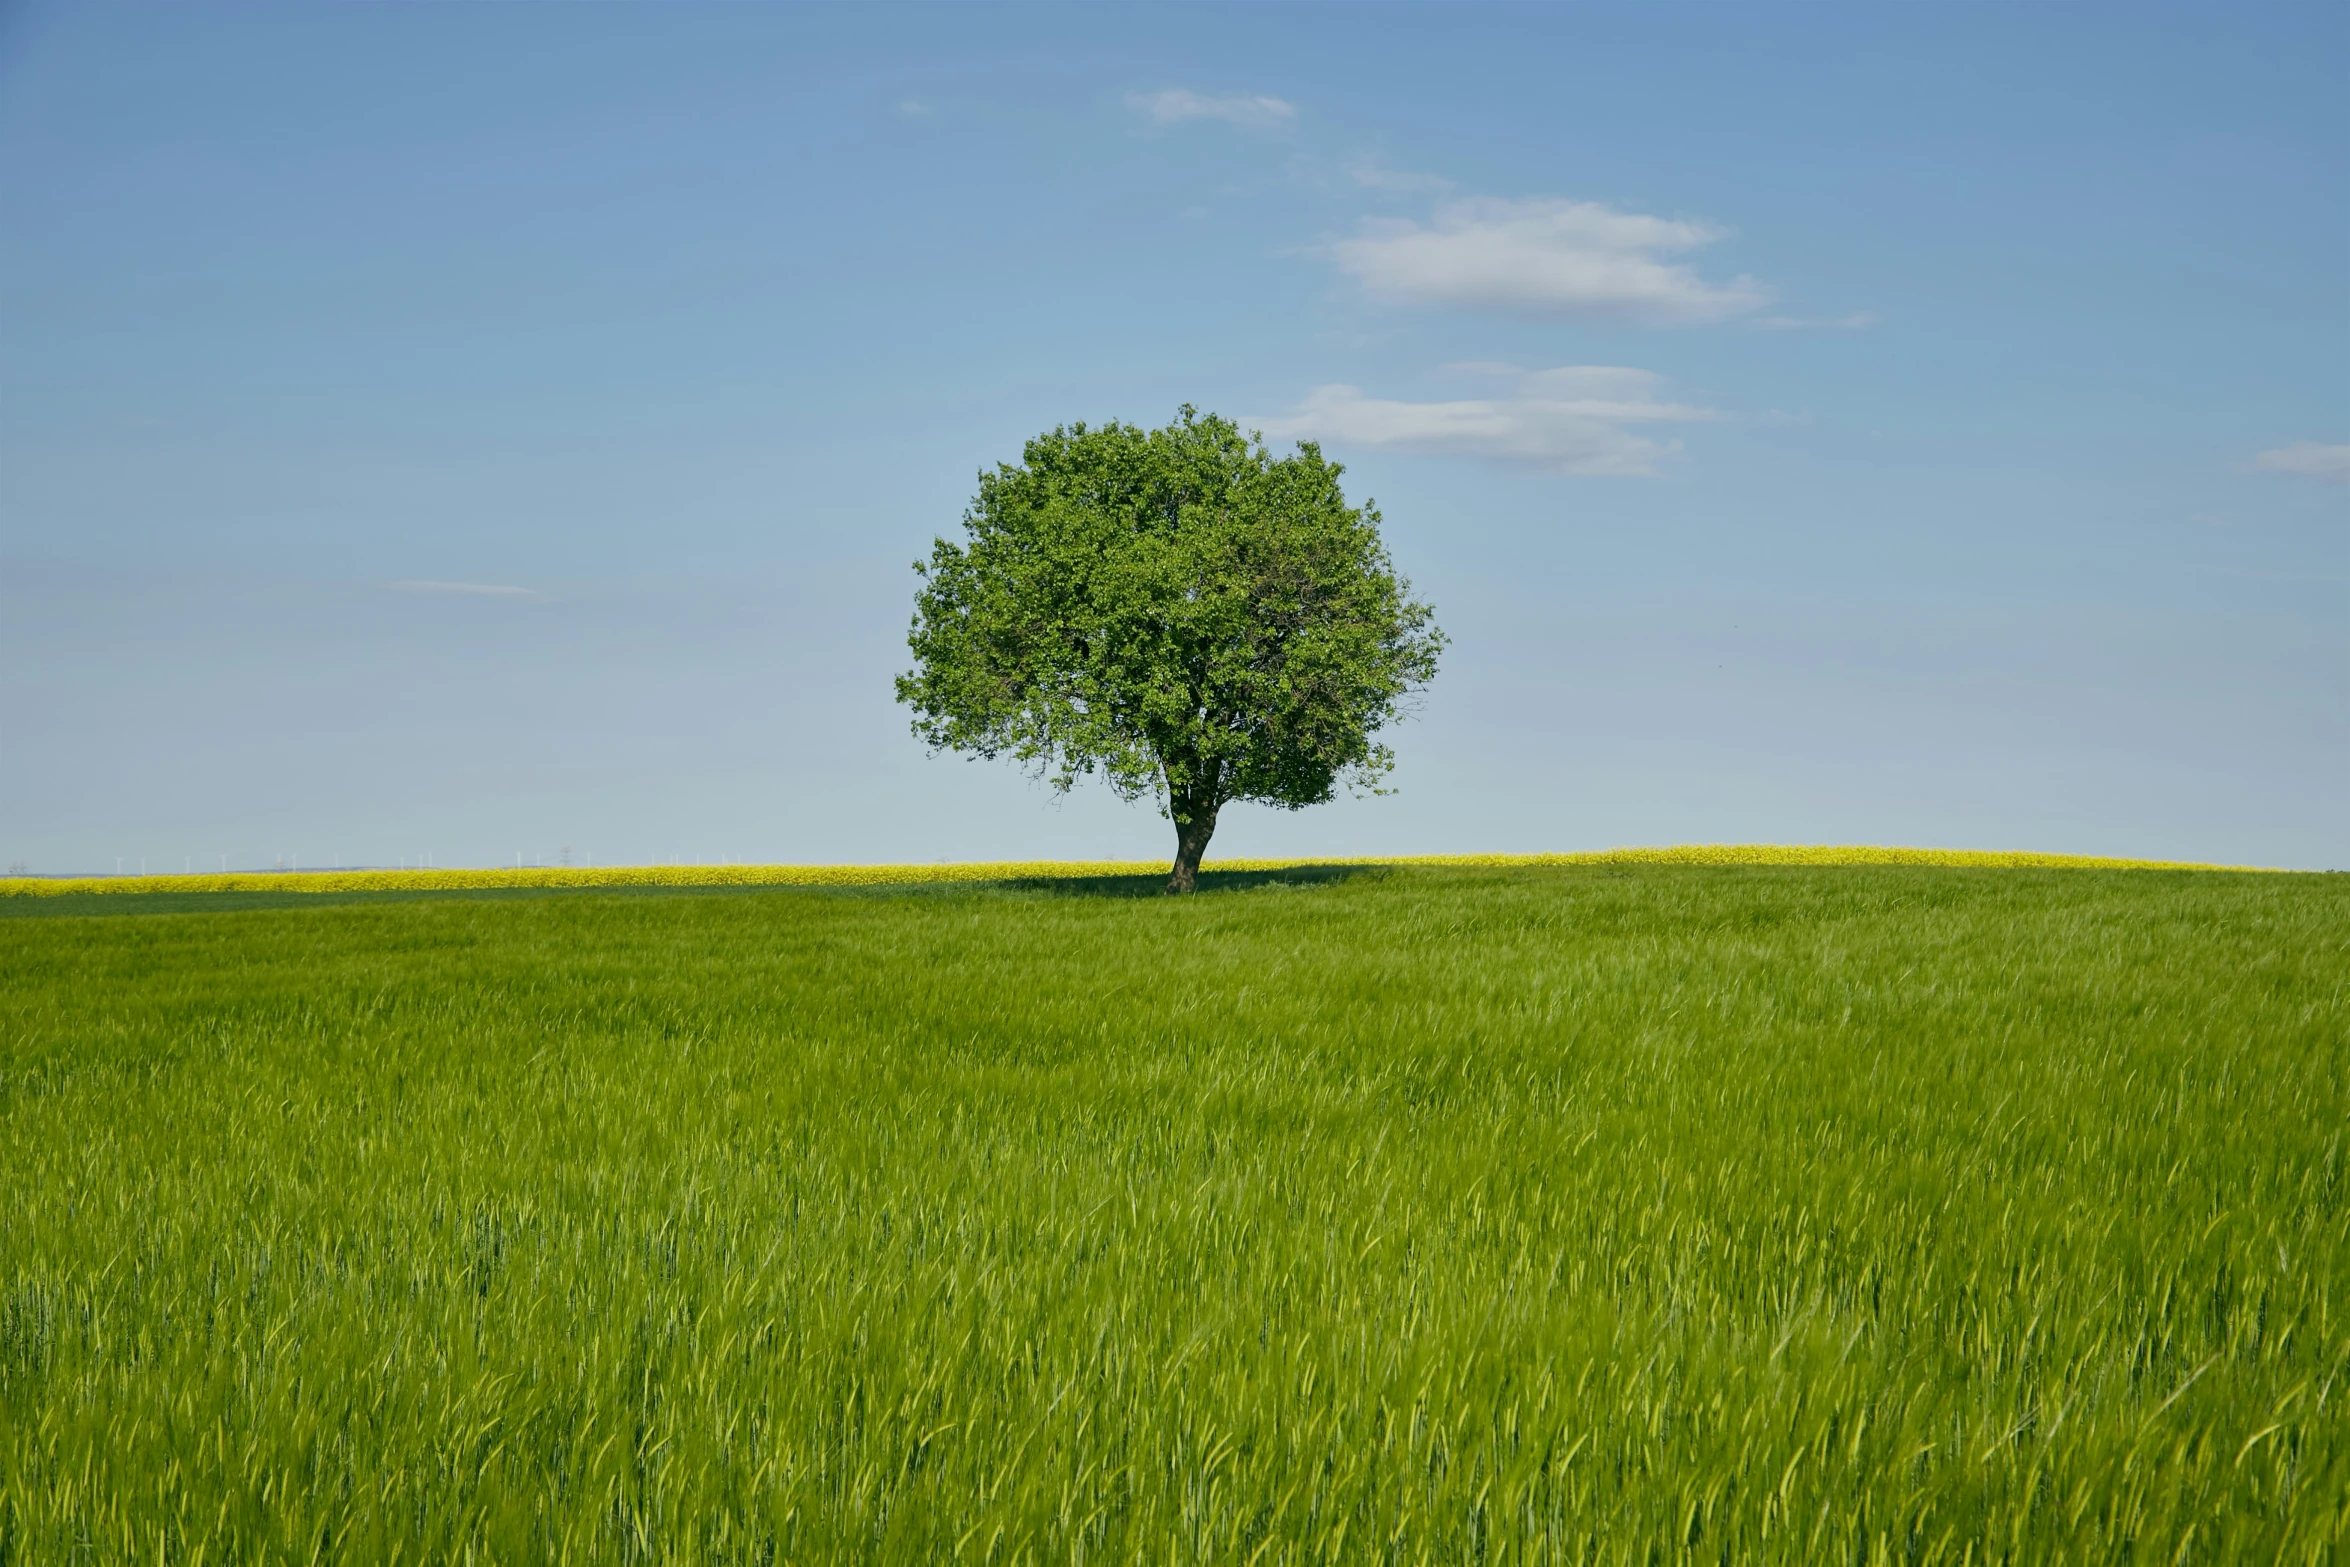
[2, 861, 2344, 1562]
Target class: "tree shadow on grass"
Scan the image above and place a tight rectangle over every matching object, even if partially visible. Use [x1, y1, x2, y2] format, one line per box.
[994, 863, 1389, 900]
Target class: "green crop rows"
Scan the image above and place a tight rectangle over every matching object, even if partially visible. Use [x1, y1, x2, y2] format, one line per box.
[1, 865, 2343, 1562]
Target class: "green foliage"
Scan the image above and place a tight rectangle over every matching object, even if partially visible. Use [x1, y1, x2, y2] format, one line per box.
[1, 866, 2345, 1561]
[896, 409, 1442, 852]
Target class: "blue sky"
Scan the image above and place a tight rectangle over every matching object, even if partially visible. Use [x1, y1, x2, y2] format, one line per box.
[2, 2, 2343, 873]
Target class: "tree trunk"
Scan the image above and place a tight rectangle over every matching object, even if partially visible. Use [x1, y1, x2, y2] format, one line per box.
[1167, 793, 1220, 894]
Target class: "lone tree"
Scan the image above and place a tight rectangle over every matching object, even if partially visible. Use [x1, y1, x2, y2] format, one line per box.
[897, 407, 1444, 892]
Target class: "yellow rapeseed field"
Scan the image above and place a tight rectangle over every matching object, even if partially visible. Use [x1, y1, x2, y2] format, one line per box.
[0, 844, 2280, 897]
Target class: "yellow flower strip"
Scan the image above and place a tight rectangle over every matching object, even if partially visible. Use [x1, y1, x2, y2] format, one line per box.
[0, 844, 2282, 897]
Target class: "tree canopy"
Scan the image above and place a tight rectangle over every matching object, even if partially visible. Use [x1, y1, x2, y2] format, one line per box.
[896, 407, 1443, 891]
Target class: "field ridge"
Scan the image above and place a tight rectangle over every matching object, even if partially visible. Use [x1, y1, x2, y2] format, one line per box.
[0, 842, 2286, 897]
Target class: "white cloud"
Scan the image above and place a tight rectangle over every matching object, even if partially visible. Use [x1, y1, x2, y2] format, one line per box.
[1328, 197, 1768, 325]
[2249, 442, 2350, 483]
[1252, 364, 1722, 476]
[1126, 89, 1297, 130]
[388, 579, 542, 599]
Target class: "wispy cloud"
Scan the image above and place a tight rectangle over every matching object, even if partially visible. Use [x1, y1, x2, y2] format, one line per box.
[1126, 88, 1297, 130]
[1751, 311, 1878, 332]
[2249, 442, 2350, 483]
[387, 579, 543, 599]
[1348, 162, 1452, 194]
[1328, 197, 1768, 325]
[1253, 364, 1722, 476]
